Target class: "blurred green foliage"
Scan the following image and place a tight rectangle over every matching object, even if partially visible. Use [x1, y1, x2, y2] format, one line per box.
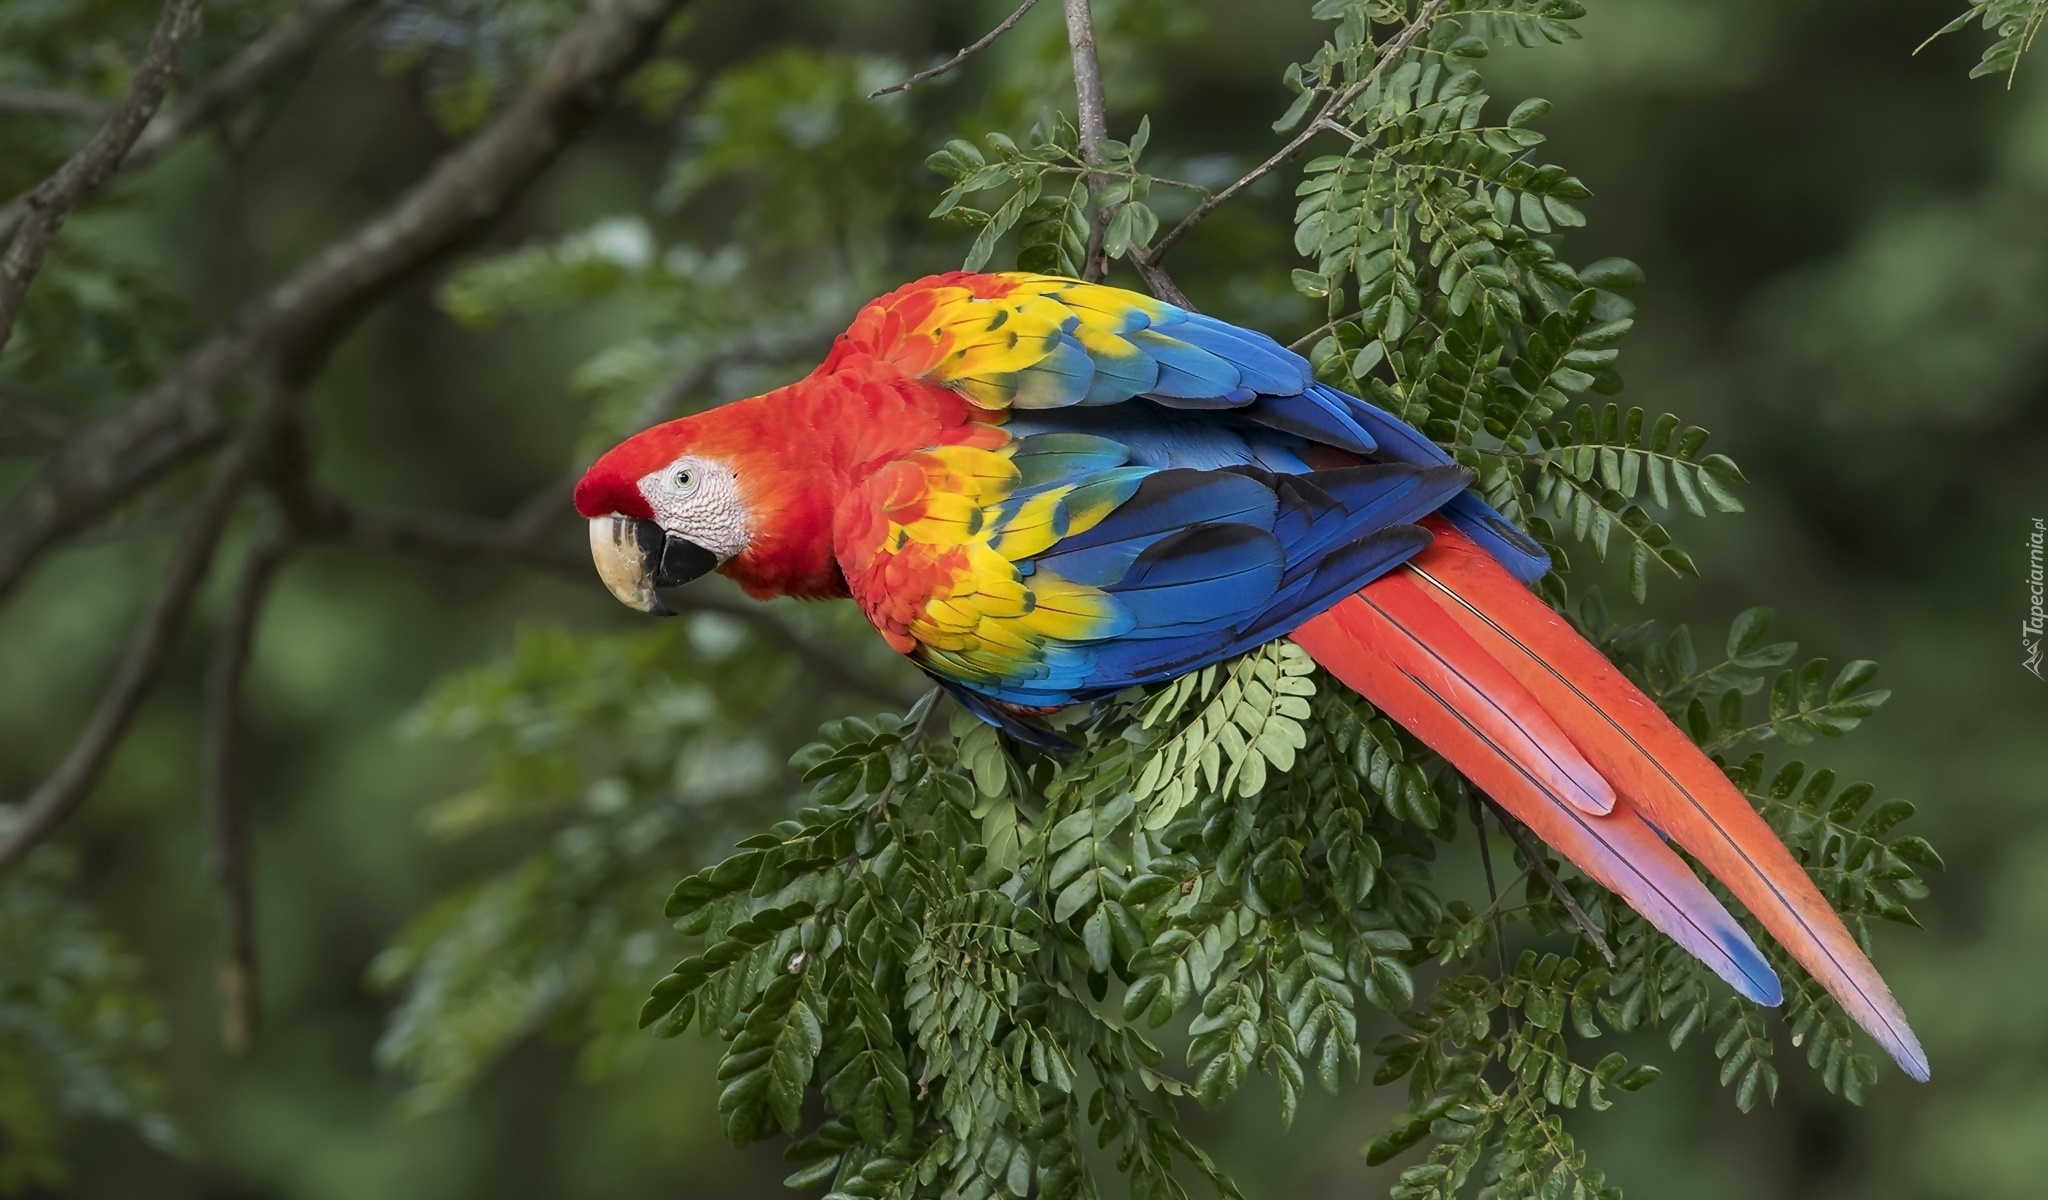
[0, 850, 173, 1192]
[0, 0, 2044, 1197]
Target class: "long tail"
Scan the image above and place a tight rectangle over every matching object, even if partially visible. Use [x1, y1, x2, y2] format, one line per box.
[1394, 519, 1925, 1078]
[1291, 523, 1928, 1080]
[1290, 578, 1782, 1007]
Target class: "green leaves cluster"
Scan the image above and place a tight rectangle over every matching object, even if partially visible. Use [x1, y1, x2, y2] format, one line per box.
[625, 595, 1933, 1200]
[1365, 953, 1660, 1200]
[1602, 604, 1894, 754]
[629, 669, 1441, 1198]
[1522, 405, 1744, 600]
[1924, 0, 2047, 85]
[927, 113, 1176, 275]
[1274, 2, 1753, 602]
[1129, 641, 1317, 828]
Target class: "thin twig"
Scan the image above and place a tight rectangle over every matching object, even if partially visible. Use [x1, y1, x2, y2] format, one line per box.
[1062, 0, 1114, 281]
[0, 0, 696, 607]
[1477, 865, 1534, 919]
[0, 0, 378, 245]
[1480, 795, 1616, 967]
[1147, 0, 1447, 264]
[0, 445, 251, 871]
[0, 87, 114, 122]
[869, 0, 1043, 97]
[1288, 309, 1362, 352]
[203, 517, 294, 1053]
[1470, 790, 1514, 990]
[0, 0, 204, 356]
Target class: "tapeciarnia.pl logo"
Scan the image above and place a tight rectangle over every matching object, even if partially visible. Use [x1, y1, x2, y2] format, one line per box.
[2028, 517, 2045, 679]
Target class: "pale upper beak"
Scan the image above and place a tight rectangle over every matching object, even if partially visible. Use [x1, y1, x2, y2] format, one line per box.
[587, 515, 720, 616]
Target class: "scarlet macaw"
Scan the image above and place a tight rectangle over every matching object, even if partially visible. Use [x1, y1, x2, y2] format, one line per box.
[573, 272, 1926, 1081]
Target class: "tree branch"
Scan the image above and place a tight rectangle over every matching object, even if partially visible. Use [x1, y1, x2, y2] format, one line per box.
[1146, 0, 1446, 264]
[0, 359, 317, 872]
[0, 444, 250, 871]
[203, 517, 294, 1053]
[869, 0, 1043, 97]
[0, 0, 204, 357]
[0, 87, 113, 122]
[0, 0, 696, 607]
[1061, 0, 1113, 281]
[0, 0, 378, 246]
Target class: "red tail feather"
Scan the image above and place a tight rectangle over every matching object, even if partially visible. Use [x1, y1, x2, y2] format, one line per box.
[1394, 518, 1927, 1080]
[1291, 581, 1781, 1007]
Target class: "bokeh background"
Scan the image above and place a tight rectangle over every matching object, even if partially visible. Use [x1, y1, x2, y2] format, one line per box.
[2, 0, 2045, 1196]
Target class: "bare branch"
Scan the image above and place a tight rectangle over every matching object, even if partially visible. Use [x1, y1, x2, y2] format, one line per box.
[0, 0, 697, 606]
[869, 0, 1043, 97]
[203, 517, 294, 1053]
[0, 0, 378, 246]
[1480, 795, 1617, 967]
[0, 87, 113, 122]
[0, 0, 204, 356]
[1061, 0, 1113, 281]
[1147, 0, 1447, 264]
[0, 444, 250, 871]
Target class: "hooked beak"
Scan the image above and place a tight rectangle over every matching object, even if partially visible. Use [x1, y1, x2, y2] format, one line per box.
[587, 516, 720, 616]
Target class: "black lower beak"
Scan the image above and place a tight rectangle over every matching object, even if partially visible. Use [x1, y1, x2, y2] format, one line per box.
[648, 524, 719, 587]
[589, 516, 720, 615]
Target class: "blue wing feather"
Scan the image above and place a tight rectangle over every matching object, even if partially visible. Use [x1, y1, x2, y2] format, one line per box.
[1106, 525, 1284, 638]
[1325, 386, 1550, 582]
[916, 278, 1552, 719]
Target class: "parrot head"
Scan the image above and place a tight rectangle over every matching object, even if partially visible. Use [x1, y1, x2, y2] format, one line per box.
[573, 418, 755, 616]
[572, 391, 852, 611]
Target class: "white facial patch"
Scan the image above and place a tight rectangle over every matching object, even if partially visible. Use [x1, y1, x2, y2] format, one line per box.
[637, 456, 749, 561]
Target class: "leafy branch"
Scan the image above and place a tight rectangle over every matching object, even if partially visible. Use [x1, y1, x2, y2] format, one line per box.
[1920, 0, 2048, 86]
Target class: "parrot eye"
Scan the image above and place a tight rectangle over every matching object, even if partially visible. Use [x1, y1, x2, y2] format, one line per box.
[673, 468, 696, 493]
